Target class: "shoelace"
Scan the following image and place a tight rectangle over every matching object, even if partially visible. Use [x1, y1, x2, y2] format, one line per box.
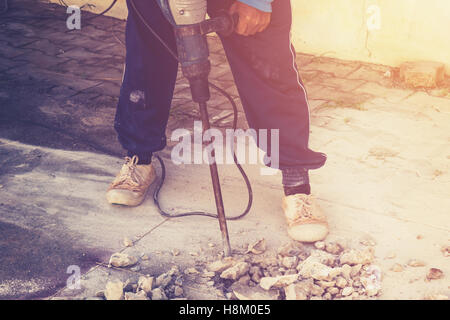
[292, 195, 315, 220]
[111, 155, 142, 188]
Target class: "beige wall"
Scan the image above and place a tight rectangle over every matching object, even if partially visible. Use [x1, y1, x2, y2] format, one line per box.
[55, 0, 450, 74]
[291, 0, 450, 74]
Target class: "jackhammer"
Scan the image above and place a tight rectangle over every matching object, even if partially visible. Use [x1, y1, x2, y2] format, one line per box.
[148, 0, 239, 256]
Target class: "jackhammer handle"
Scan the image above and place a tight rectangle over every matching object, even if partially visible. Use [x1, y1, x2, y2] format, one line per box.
[212, 11, 239, 37]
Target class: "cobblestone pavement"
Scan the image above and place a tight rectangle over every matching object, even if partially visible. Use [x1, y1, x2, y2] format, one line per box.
[0, 1, 449, 300]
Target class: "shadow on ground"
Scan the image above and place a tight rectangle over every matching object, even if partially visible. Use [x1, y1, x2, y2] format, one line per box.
[0, 221, 103, 299]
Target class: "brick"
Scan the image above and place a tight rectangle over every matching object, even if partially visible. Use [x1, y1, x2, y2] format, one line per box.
[22, 39, 68, 56]
[347, 63, 393, 87]
[306, 85, 373, 106]
[308, 99, 328, 112]
[90, 67, 123, 81]
[46, 86, 78, 99]
[0, 56, 28, 72]
[296, 53, 315, 67]
[96, 43, 125, 57]
[57, 47, 112, 60]
[73, 25, 109, 40]
[3, 21, 37, 37]
[302, 57, 360, 78]
[298, 70, 321, 84]
[320, 77, 366, 92]
[49, 59, 108, 78]
[0, 41, 31, 58]
[0, 31, 38, 47]
[36, 30, 80, 46]
[400, 61, 445, 88]
[6, 64, 101, 91]
[83, 81, 120, 96]
[12, 50, 69, 68]
[354, 82, 413, 103]
[99, 55, 126, 69]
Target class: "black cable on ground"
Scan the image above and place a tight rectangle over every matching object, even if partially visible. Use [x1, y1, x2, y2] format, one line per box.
[85, 0, 117, 21]
[152, 82, 253, 221]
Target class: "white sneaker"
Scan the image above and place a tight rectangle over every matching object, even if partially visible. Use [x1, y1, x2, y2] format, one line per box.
[282, 194, 329, 242]
[106, 156, 156, 206]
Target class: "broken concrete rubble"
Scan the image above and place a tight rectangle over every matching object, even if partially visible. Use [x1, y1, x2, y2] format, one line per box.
[200, 240, 382, 300]
[232, 283, 279, 300]
[277, 241, 305, 257]
[105, 281, 124, 300]
[108, 253, 138, 268]
[207, 257, 235, 273]
[246, 239, 267, 255]
[220, 262, 250, 280]
[137, 276, 154, 293]
[124, 290, 148, 300]
[123, 237, 133, 247]
[426, 268, 444, 281]
[259, 274, 298, 291]
[151, 287, 168, 300]
[94, 239, 383, 301]
[407, 259, 426, 267]
[339, 248, 374, 265]
[297, 259, 333, 281]
[284, 283, 308, 300]
[325, 241, 344, 255]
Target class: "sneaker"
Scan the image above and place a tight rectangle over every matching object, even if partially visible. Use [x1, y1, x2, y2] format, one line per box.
[282, 194, 329, 242]
[106, 156, 156, 206]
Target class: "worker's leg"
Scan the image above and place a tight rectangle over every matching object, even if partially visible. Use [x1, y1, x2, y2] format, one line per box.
[208, 0, 326, 172]
[208, 0, 328, 241]
[114, 0, 178, 164]
[107, 0, 177, 206]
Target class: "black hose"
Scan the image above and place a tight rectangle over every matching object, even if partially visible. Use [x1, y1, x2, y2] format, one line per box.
[152, 82, 253, 221]
[86, 0, 117, 21]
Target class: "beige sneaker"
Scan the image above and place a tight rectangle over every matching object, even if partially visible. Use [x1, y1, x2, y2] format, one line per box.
[282, 194, 329, 242]
[106, 156, 156, 206]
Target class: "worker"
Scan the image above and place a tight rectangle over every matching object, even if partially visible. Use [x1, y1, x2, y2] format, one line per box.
[106, 0, 329, 242]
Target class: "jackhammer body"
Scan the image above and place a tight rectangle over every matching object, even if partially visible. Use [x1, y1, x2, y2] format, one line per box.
[155, 0, 236, 256]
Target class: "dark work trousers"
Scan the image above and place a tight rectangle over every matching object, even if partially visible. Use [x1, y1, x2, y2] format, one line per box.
[114, 0, 327, 170]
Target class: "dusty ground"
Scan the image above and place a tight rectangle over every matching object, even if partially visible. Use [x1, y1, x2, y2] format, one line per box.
[0, 0, 449, 300]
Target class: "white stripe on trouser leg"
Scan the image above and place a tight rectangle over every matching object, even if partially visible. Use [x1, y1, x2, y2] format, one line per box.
[121, 62, 126, 83]
[288, 28, 311, 148]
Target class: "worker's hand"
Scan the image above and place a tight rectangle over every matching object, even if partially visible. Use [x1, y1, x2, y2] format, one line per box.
[229, 1, 271, 36]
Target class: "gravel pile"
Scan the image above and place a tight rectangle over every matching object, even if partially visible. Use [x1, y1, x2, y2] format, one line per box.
[200, 239, 382, 300]
[93, 238, 448, 300]
[98, 262, 185, 300]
